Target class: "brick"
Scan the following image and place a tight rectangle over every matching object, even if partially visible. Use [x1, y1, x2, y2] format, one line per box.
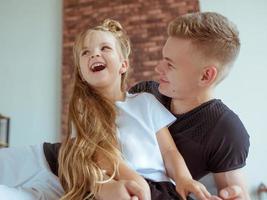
[62, 0, 200, 136]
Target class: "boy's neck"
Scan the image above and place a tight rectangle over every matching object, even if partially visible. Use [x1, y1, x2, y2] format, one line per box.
[170, 91, 214, 115]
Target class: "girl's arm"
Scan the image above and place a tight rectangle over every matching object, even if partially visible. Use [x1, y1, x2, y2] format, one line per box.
[157, 127, 211, 200]
[96, 179, 143, 200]
[117, 161, 151, 200]
[96, 152, 151, 200]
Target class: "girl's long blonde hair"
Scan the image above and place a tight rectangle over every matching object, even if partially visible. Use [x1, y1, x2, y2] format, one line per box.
[58, 19, 131, 200]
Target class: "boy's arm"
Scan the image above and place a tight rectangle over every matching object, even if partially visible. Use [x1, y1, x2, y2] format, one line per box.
[156, 127, 211, 200]
[205, 111, 250, 200]
[213, 169, 251, 200]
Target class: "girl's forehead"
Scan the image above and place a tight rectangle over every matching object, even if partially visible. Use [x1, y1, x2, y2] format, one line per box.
[83, 30, 117, 46]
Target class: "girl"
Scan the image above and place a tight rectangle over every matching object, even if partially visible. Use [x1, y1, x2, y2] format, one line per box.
[58, 19, 211, 200]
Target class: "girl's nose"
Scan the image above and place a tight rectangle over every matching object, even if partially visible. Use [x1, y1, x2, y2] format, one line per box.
[90, 49, 100, 58]
[90, 53, 100, 59]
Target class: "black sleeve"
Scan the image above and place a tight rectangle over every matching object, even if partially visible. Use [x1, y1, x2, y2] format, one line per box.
[128, 80, 158, 94]
[206, 111, 250, 173]
[129, 80, 170, 106]
[43, 142, 61, 176]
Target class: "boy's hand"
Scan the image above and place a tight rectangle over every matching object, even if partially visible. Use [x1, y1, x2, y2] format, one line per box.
[186, 185, 244, 200]
[219, 185, 243, 200]
[175, 178, 211, 200]
[205, 185, 244, 200]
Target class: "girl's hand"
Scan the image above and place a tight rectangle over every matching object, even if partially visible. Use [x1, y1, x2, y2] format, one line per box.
[175, 178, 211, 200]
[97, 179, 146, 200]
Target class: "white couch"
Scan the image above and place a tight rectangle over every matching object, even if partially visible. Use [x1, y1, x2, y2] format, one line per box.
[0, 144, 217, 200]
[0, 144, 64, 200]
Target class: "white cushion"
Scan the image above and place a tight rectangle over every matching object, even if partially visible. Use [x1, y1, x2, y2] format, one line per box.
[0, 144, 64, 200]
[199, 173, 217, 195]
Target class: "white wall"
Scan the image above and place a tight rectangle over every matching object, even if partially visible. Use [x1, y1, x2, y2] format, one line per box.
[200, 0, 267, 199]
[0, 0, 62, 146]
[0, 0, 266, 198]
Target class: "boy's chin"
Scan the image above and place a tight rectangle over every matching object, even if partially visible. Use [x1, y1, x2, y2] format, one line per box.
[158, 84, 175, 98]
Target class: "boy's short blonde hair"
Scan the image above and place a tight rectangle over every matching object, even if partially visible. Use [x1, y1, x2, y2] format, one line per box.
[168, 12, 240, 84]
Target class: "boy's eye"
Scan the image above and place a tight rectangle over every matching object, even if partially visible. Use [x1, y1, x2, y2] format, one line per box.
[81, 50, 89, 56]
[167, 63, 174, 69]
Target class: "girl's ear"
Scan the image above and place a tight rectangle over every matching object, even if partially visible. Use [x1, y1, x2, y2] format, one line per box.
[119, 60, 129, 74]
[199, 66, 217, 86]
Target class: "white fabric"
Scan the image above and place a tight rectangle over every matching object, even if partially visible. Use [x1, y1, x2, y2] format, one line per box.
[199, 174, 217, 195]
[0, 92, 176, 198]
[0, 144, 64, 200]
[0, 185, 35, 200]
[189, 174, 217, 199]
[116, 92, 176, 182]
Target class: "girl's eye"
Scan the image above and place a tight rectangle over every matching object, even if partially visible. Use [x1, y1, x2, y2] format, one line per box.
[81, 50, 89, 56]
[101, 46, 111, 51]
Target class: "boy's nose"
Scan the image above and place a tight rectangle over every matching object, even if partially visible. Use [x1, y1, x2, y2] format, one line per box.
[155, 61, 164, 74]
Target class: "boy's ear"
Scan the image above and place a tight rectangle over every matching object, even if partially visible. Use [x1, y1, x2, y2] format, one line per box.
[199, 66, 217, 86]
[119, 60, 129, 74]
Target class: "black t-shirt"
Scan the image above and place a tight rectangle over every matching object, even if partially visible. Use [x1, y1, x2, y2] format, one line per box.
[43, 142, 60, 176]
[128, 81, 250, 180]
[44, 81, 250, 180]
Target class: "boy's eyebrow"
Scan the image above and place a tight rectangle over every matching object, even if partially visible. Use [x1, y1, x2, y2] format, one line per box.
[164, 57, 174, 63]
[162, 48, 174, 64]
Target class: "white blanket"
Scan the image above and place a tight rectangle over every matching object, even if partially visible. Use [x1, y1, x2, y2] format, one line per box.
[0, 144, 217, 200]
[0, 144, 64, 200]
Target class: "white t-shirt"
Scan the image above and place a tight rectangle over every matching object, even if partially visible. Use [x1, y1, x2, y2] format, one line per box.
[116, 92, 176, 182]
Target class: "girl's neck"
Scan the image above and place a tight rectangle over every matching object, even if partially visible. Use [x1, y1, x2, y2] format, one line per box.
[101, 87, 125, 102]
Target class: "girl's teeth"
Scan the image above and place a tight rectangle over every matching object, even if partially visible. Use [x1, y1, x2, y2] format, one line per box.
[91, 65, 105, 72]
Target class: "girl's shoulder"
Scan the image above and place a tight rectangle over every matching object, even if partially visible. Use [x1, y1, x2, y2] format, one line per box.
[126, 91, 157, 101]
[124, 92, 160, 109]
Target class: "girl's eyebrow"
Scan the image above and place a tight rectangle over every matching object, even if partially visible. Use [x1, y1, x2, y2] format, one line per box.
[81, 46, 89, 51]
[101, 42, 113, 46]
[81, 42, 113, 50]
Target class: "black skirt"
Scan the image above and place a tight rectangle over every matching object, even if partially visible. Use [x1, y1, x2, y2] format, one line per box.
[146, 179, 194, 200]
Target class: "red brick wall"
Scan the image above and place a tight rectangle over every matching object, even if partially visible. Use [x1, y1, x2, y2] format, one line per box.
[62, 0, 200, 136]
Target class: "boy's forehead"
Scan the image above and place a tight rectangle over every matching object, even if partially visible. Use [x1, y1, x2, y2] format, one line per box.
[162, 37, 176, 53]
[163, 37, 195, 55]
[162, 38, 176, 56]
